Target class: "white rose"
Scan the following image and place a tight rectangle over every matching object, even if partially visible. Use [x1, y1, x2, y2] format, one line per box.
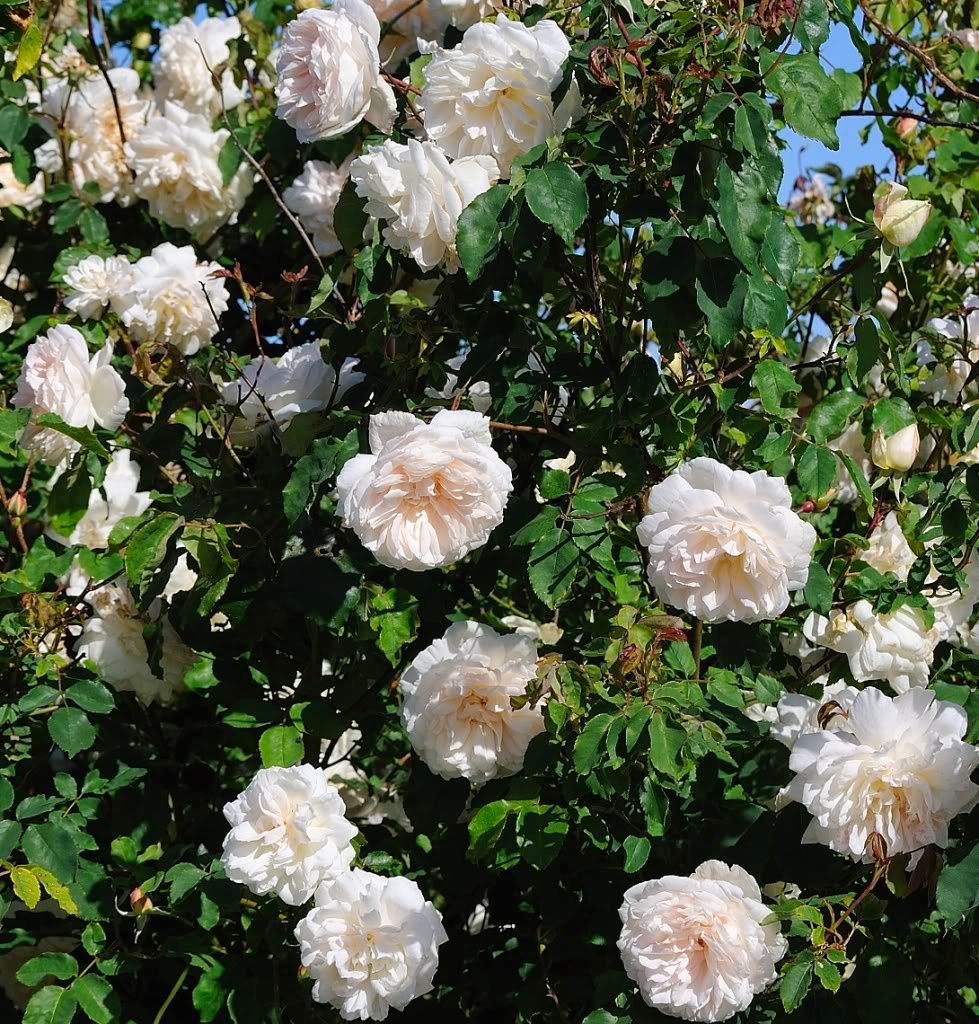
[0, 161, 44, 211]
[420, 16, 579, 177]
[221, 764, 358, 906]
[55, 450, 152, 549]
[828, 421, 872, 505]
[803, 599, 939, 693]
[499, 614, 563, 645]
[75, 583, 196, 705]
[125, 103, 254, 240]
[876, 281, 899, 318]
[783, 687, 979, 863]
[636, 457, 817, 623]
[862, 511, 916, 579]
[155, 15, 245, 118]
[400, 621, 545, 784]
[282, 157, 354, 257]
[295, 869, 447, 1021]
[350, 139, 499, 272]
[12, 326, 129, 466]
[920, 295, 979, 403]
[929, 549, 979, 643]
[63, 254, 134, 320]
[873, 181, 931, 248]
[219, 342, 365, 444]
[275, 1, 396, 143]
[336, 409, 513, 570]
[110, 242, 230, 355]
[770, 678, 860, 750]
[38, 69, 150, 204]
[366, 0, 453, 65]
[617, 860, 786, 1022]
[871, 422, 920, 472]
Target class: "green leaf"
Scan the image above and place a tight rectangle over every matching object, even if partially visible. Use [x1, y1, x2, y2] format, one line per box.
[0, 775, 13, 813]
[23, 986, 78, 1024]
[33, 415, 111, 460]
[872, 397, 915, 435]
[64, 681, 114, 715]
[744, 273, 786, 334]
[796, 444, 838, 499]
[648, 712, 684, 778]
[622, 835, 651, 873]
[16, 953, 78, 986]
[71, 975, 117, 1024]
[814, 959, 842, 993]
[283, 432, 358, 526]
[166, 863, 205, 904]
[218, 135, 242, 187]
[804, 561, 833, 615]
[0, 104, 30, 151]
[456, 184, 511, 281]
[13, 17, 42, 80]
[517, 807, 569, 870]
[716, 160, 773, 269]
[124, 512, 184, 598]
[752, 359, 801, 417]
[512, 506, 560, 546]
[528, 529, 579, 608]
[334, 178, 369, 253]
[538, 469, 570, 499]
[762, 217, 801, 286]
[47, 460, 92, 538]
[707, 674, 744, 709]
[762, 52, 844, 149]
[48, 708, 97, 759]
[573, 713, 614, 773]
[807, 391, 865, 443]
[780, 960, 814, 1012]
[639, 777, 669, 836]
[78, 208, 109, 246]
[467, 800, 512, 860]
[525, 163, 588, 245]
[21, 822, 78, 882]
[849, 317, 881, 386]
[193, 965, 226, 1023]
[0, 820, 23, 860]
[936, 842, 979, 924]
[796, 0, 830, 50]
[259, 726, 304, 768]
[695, 272, 747, 348]
[836, 450, 874, 514]
[369, 587, 420, 666]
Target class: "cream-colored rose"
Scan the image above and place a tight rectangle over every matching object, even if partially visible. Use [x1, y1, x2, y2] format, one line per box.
[873, 181, 931, 247]
[336, 410, 513, 569]
[274, 0, 396, 142]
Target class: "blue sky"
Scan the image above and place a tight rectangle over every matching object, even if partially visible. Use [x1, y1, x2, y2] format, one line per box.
[779, 20, 893, 200]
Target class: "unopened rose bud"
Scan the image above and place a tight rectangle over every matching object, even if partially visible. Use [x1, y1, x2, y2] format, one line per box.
[131, 30, 152, 49]
[871, 422, 920, 473]
[5, 490, 27, 519]
[130, 887, 154, 915]
[617, 644, 643, 677]
[815, 487, 837, 511]
[873, 182, 931, 248]
[876, 281, 899, 319]
[867, 831, 888, 864]
[894, 116, 918, 140]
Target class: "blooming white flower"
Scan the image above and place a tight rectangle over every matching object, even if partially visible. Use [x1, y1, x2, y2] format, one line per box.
[871, 422, 919, 473]
[12, 326, 129, 465]
[282, 157, 354, 257]
[499, 614, 563, 645]
[38, 69, 150, 204]
[636, 458, 816, 623]
[420, 16, 579, 177]
[110, 242, 229, 355]
[275, 1, 396, 143]
[295, 868, 447, 1020]
[62, 449, 151, 549]
[125, 103, 254, 240]
[76, 583, 196, 705]
[929, 550, 979, 643]
[873, 181, 931, 248]
[367, 0, 453, 65]
[617, 860, 786, 1022]
[63, 254, 133, 320]
[0, 161, 44, 211]
[784, 687, 979, 863]
[862, 512, 916, 579]
[336, 410, 512, 570]
[219, 342, 365, 444]
[350, 139, 499, 272]
[155, 15, 245, 118]
[400, 621, 544, 784]
[920, 295, 979, 403]
[828, 421, 873, 505]
[770, 678, 860, 751]
[803, 600, 939, 693]
[221, 764, 358, 906]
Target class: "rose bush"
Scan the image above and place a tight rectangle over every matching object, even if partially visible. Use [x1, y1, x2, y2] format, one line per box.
[4, 1, 979, 1023]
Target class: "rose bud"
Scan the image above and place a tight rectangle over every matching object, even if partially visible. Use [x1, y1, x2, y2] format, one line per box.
[873, 182, 931, 248]
[871, 422, 920, 473]
[894, 116, 918, 139]
[129, 887, 154, 915]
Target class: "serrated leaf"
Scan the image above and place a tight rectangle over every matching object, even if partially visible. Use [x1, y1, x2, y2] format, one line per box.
[124, 512, 184, 599]
[71, 975, 117, 1024]
[804, 561, 833, 615]
[528, 529, 579, 608]
[64, 681, 114, 715]
[796, 444, 838, 499]
[573, 713, 614, 773]
[31, 866, 79, 915]
[16, 953, 78, 986]
[23, 985, 77, 1024]
[368, 587, 419, 666]
[780, 960, 814, 1011]
[936, 842, 979, 924]
[166, 863, 205, 904]
[622, 834, 651, 873]
[807, 391, 865, 443]
[456, 184, 511, 281]
[525, 163, 587, 245]
[11, 864, 42, 908]
[762, 52, 844, 149]
[13, 18, 42, 80]
[752, 359, 801, 417]
[48, 708, 96, 759]
[258, 726, 304, 768]
[22, 822, 78, 883]
[33, 415, 111, 460]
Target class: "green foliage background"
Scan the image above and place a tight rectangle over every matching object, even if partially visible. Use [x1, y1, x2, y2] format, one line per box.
[2, 0, 979, 1021]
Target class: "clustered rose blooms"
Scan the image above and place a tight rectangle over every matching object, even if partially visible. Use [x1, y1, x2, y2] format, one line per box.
[154, 15, 245, 118]
[783, 688, 979, 863]
[283, 157, 355, 256]
[336, 410, 513, 570]
[219, 342, 365, 444]
[617, 860, 787, 1021]
[274, 0, 396, 142]
[221, 764, 359, 906]
[12, 325, 129, 466]
[295, 869, 448, 1021]
[400, 621, 546, 784]
[637, 457, 817, 623]
[350, 139, 500, 272]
